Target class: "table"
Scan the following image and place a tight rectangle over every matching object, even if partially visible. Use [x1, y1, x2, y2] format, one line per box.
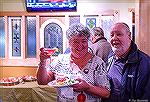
[0, 81, 57, 102]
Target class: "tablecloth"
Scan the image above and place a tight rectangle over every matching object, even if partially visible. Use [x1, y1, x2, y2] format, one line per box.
[0, 81, 57, 102]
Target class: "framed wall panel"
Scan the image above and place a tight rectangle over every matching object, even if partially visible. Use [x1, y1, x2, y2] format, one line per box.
[26, 16, 36, 58]
[0, 17, 5, 58]
[9, 17, 23, 59]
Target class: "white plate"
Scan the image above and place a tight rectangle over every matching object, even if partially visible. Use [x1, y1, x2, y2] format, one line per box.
[48, 80, 79, 87]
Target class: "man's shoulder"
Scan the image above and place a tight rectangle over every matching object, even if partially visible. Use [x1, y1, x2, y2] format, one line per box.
[98, 40, 112, 49]
[92, 55, 105, 64]
[131, 42, 150, 61]
[97, 39, 110, 44]
[137, 50, 150, 69]
[90, 40, 111, 49]
[137, 50, 150, 62]
[90, 42, 98, 48]
[89, 43, 100, 52]
[135, 50, 150, 72]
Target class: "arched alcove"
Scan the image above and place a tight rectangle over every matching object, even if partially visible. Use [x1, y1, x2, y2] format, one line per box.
[40, 19, 66, 54]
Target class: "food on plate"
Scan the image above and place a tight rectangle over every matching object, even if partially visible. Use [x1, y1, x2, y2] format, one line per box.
[22, 75, 37, 82]
[0, 77, 19, 86]
[56, 76, 68, 85]
[55, 73, 78, 86]
[0, 75, 37, 86]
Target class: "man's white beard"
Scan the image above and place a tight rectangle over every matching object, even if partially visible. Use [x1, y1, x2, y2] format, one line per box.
[112, 47, 118, 53]
[112, 47, 121, 57]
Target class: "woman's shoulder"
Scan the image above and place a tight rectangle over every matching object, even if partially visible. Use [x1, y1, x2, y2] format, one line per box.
[91, 55, 105, 65]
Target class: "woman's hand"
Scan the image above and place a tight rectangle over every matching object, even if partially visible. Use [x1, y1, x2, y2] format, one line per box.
[37, 48, 54, 85]
[40, 47, 50, 61]
[72, 78, 90, 92]
[39, 48, 51, 68]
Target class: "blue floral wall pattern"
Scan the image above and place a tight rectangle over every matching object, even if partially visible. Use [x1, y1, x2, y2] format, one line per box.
[69, 16, 80, 25]
[101, 16, 114, 42]
[12, 19, 21, 56]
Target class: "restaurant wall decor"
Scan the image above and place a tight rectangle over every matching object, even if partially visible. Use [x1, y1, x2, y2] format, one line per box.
[0, 13, 118, 66]
[44, 23, 63, 56]
[9, 17, 22, 57]
[0, 17, 5, 58]
[26, 17, 36, 58]
[86, 18, 96, 30]
[101, 15, 114, 42]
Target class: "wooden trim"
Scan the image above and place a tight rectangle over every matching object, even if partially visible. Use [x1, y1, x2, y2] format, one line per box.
[40, 15, 65, 17]
[1, 58, 39, 67]
[101, 14, 114, 16]
[36, 15, 40, 59]
[0, 11, 77, 16]
[4, 16, 9, 59]
[69, 15, 80, 17]
[83, 15, 99, 17]
[22, 16, 26, 59]
[0, 66, 38, 67]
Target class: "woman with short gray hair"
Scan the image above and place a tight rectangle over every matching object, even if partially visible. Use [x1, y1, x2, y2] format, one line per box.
[37, 23, 110, 102]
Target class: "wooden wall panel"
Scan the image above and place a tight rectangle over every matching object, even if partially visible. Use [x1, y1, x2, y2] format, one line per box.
[138, 0, 150, 55]
[40, 16, 66, 28]
[0, 66, 37, 78]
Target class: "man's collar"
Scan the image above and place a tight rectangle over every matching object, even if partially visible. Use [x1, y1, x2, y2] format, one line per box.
[113, 41, 139, 63]
[126, 41, 139, 63]
[93, 37, 107, 43]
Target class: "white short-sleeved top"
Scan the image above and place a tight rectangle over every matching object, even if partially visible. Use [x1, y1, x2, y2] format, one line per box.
[46, 53, 110, 102]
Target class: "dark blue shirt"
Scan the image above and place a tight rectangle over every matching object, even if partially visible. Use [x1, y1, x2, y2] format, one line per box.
[107, 56, 126, 101]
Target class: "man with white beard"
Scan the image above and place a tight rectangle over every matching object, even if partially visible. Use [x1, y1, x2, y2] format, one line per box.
[104, 22, 150, 102]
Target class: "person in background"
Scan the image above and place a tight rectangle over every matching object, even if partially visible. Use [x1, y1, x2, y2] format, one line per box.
[105, 22, 150, 102]
[37, 23, 110, 102]
[90, 27, 112, 64]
